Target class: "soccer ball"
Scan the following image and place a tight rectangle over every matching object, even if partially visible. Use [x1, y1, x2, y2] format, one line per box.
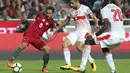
[12, 63, 22, 73]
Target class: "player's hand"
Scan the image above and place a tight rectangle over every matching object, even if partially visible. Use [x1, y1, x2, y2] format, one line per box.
[95, 24, 101, 28]
[85, 35, 96, 45]
[53, 29, 57, 35]
[53, 27, 59, 35]
[47, 32, 54, 38]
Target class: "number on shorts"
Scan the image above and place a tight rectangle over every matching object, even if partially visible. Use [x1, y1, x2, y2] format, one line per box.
[111, 9, 122, 21]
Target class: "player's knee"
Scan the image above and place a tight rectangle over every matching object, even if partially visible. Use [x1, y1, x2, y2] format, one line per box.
[19, 42, 28, 49]
[62, 38, 71, 48]
[102, 48, 110, 55]
[62, 41, 67, 48]
[76, 42, 84, 50]
[42, 46, 50, 54]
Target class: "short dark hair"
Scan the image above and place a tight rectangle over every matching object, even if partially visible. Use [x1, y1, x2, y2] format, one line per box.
[46, 6, 55, 13]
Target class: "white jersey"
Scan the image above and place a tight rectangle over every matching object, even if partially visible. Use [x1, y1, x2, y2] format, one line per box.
[101, 4, 125, 39]
[67, 4, 92, 32]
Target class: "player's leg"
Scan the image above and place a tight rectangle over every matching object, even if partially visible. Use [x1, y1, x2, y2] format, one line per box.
[88, 54, 97, 72]
[77, 41, 96, 72]
[99, 35, 123, 73]
[31, 37, 50, 72]
[75, 46, 96, 72]
[60, 32, 77, 70]
[84, 32, 97, 72]
[102, 48, 116, 73]
[41, 46, 50, 72]
[8, 42, 29, 68]
[60, 38, 72, 70]
[71, 41, 91, 72]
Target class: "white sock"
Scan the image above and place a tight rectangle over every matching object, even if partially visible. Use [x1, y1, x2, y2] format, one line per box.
[63, 48, 71, 65]
[105, 53, 116, 72]
[88, 54, 94, 64]
[80, 45, 91, 70]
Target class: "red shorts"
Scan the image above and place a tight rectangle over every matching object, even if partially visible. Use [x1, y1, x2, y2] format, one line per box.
[23, 32, 47, 50]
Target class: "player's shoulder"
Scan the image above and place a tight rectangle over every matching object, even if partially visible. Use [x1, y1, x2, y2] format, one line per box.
[37, 13, 45, 17]
[102, 4, 120, 10]
[69, 8, 74, 12]
[101, 4, 111, 13]
[81, 4, 89, 9]
[101, 5, 109, 11]
[49, 18, 55, 23]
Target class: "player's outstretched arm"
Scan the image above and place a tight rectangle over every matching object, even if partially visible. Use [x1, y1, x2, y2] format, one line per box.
[90, 14, 100, 28]
[95, 21, 111, 36]
[85, 21, 110, 45]
[53, 18, 70, 34]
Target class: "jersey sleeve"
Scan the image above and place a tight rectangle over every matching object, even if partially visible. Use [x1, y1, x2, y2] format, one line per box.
[66, 10, 71, 20]
[84, 6, 93, 16]
[35, 13, 41, 19]
[101, 7, 109, 22]
[35, 13, 44, 20]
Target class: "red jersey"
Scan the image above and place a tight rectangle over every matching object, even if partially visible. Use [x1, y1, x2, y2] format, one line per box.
[26, 13, 55, 36]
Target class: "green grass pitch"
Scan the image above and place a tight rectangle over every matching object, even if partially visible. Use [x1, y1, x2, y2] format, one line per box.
[0, 59, 130, 73]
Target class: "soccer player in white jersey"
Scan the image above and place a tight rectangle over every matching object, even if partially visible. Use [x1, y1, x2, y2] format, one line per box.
[54, 0, 99, 72]
[85, 0, 125, 73]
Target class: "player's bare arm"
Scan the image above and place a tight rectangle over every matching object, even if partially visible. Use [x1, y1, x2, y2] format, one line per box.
[90, 14, 99, 28]
[95, 20, 111, 36]
[85, 20, 111, 45]
[53, 18, 70, 34]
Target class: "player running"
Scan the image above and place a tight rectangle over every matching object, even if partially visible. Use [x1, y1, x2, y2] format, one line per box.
[85, 0, 125, 73]
[54, 0, 99, 72]
[7, 6, 56, 72]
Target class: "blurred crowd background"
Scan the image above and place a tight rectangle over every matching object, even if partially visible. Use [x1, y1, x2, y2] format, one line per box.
[0, 0, 130, 25]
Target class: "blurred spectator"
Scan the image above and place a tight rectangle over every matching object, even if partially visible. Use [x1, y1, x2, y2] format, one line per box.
[122, 1, 130, 25]
[56, 9, 68, 32]
[23, 2, 30, 17]
[92, 0, 101, 10]
[0, 0, 4, 16]
[59, 10, 67, 20]
[28, 0, 39, 18]
[0, 0, 4, 7]
[39, 3, 44, 12]
[39, 0, 45, 4]
[0, 9, 11, 20]
[3, 0, 12, 17]
[126, 9, 130, 18]
[92, 0, 102, 19]
[0, 0, 129, 20]
[41, 0, 55, 13]
[10, 1, 17, 18]
[54, 3, 62, 19]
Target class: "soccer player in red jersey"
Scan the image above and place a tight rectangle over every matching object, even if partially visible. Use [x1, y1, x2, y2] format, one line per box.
[8, 6, 56, 72]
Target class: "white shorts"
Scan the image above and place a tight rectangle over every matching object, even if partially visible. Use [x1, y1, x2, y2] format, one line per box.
[96, 32, 124, 49]
[66, 30, 90, 45]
